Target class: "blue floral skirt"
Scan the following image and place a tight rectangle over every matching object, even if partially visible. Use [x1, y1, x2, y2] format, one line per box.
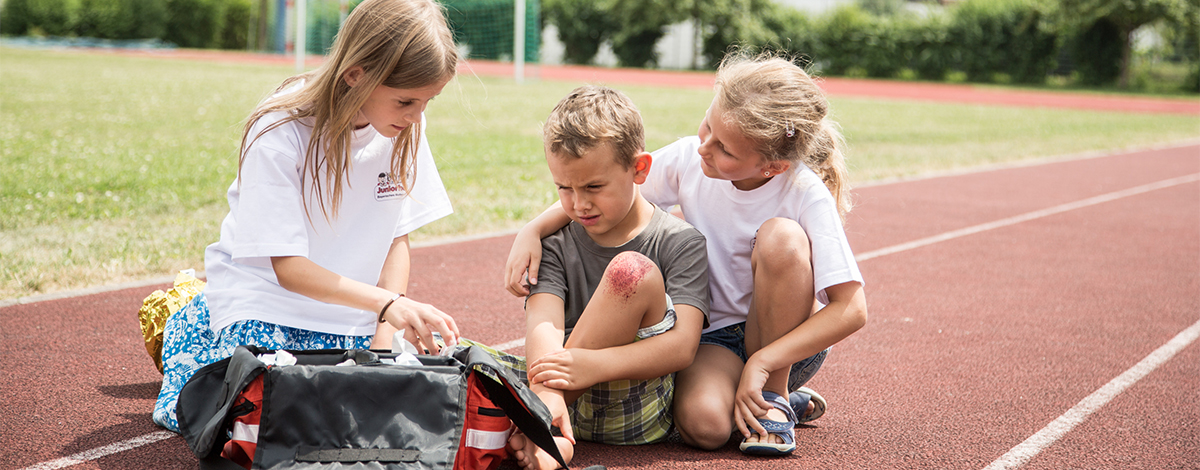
[152, 293, 372, 432]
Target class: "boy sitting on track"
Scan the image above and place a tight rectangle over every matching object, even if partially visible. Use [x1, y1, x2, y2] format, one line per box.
[473, 85, 710, 469]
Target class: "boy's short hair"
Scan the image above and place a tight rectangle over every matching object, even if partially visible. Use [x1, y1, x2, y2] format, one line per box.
[543, 85, 645, 168]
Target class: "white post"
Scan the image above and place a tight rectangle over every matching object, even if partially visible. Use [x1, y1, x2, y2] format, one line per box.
[295, 0, 307, 72]
[514, 0, 525, 83]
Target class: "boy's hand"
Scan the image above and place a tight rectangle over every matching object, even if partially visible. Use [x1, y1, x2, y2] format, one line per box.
[505, 228, 544, 297]
[528, 348, 601, 391]
[531, 387, 576, 447]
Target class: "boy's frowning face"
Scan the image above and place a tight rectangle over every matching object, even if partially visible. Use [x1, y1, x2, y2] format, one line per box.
[547, 142, 645, 246]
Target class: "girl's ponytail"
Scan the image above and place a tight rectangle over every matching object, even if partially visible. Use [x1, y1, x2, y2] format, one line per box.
[806, 118, 852, 219]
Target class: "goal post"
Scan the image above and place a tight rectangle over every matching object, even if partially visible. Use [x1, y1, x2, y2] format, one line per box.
[441, 0, 540, 79]
[271, 0, 539, 80]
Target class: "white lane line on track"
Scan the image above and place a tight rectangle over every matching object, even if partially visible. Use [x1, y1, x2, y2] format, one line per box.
[982, 318, 1200, 470]
[855, 173, 1200, 262]
[24, 173, 1198, 469]
[493, 337, 526, 352]
[20, 431, 175, 470]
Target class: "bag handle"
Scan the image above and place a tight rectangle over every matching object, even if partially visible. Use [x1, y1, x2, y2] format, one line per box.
[177, 346, 268, 460]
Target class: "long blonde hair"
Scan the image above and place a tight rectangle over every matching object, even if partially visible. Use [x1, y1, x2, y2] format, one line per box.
[238, 0, 457, 221]
[715, 53, 852, 219]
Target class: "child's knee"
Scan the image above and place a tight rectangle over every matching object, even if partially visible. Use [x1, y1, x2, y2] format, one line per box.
[677, 411, 733, 450]
[751, 218, 812, 273]
[600, 251, 664, 300]
[675, 397, 734, 450]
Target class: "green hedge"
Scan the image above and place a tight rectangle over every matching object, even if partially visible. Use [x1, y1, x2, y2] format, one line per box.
[2, 0, 253, 49]
[947, 0, 1056, 83]
[534, 0, 1056, 84]
[75, 0, 167, 40]
[698, 0, 802, 69]
[695, 0, 1057, 84]
[1069, 17, 1123, 86]
[1, 0, 79, 36]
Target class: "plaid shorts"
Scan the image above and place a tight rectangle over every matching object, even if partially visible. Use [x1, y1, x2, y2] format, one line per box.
[462, 301, 677, 445]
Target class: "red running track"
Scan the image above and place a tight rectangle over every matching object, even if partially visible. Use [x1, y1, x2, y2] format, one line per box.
[2, 143, 1197, 470]
[68, 48, 1200, 116]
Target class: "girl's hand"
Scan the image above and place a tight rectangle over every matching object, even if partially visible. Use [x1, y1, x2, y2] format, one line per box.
[380, 296, 460, 354]
[528, 348, 598, 391]
[505, 228, 545, 297]
[732, 357, 775, 440]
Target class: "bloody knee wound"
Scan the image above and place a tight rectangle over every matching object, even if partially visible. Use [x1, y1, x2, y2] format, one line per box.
[602, 252, 656, 301]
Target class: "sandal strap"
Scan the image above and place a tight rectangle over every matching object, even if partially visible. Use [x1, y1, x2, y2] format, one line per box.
[762, 391, 798, 423]
[754, 391, 797, 443]
[740, 391, 798, 455]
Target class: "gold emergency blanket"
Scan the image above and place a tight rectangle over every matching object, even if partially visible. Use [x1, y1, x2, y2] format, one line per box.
[138, 271, 206, 373]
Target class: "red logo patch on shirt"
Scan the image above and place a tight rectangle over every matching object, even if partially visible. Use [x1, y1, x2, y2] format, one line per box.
[375, 172, 407, 201]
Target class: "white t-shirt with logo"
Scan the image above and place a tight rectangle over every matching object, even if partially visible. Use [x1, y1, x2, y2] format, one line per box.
[642, 136, 863, 332]
[204, 111, 452, 336]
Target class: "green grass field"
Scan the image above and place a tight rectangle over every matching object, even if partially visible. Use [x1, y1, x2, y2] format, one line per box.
[2, 46, 1198, 299]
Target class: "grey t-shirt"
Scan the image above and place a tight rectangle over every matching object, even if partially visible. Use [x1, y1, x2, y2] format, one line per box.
[530, 207, 710, 334]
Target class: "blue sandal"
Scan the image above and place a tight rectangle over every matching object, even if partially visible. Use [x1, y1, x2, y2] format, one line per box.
[738, 391, 797, 456]
[791, 386, 827, 424]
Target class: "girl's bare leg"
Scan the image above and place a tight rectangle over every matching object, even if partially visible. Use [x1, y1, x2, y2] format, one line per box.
[673, 344, 744, 450]
[744, 218, 816, 444]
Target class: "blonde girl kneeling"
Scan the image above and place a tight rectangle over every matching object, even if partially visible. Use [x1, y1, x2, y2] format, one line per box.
[154, 0, 462, 433]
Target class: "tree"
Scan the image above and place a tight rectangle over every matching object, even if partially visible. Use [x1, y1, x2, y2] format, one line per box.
[1052, 0, 1192, 87]
[543, 0, 618, 64]
[685, 0, 788, 69]
[607, 0, 689, 67]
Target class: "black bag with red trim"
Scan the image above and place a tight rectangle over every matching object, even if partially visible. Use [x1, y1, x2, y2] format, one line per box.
[176, 345, 567, 470]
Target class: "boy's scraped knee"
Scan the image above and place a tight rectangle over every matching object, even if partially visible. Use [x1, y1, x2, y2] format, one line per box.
[603, 252, 655, 301]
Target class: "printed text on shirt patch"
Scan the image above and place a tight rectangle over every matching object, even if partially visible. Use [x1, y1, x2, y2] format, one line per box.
[375, 172, 407, 201]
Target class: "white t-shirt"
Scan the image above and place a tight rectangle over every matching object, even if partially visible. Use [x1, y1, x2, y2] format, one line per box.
[204, 111, 453, 336]
[643, 136, 863, 332]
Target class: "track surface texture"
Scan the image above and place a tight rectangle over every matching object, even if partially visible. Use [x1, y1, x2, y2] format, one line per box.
[3, 54, 1198, 470]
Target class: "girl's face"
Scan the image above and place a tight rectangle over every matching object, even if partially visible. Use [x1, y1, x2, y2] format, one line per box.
[696, 97, 788, 191]
[352, 75, 450, 138]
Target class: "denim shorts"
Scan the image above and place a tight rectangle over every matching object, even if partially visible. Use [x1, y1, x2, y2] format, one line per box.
[699, 322, 828, 392]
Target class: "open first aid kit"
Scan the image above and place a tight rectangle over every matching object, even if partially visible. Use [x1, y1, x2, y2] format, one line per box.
[176, 344, 568, 470]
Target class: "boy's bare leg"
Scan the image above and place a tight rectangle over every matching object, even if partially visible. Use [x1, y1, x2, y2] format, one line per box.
[568, 251, 668, 349]
[515, 251, 667, 467]
[550, 251, 667, 405]
[744, 218, 815, 445]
